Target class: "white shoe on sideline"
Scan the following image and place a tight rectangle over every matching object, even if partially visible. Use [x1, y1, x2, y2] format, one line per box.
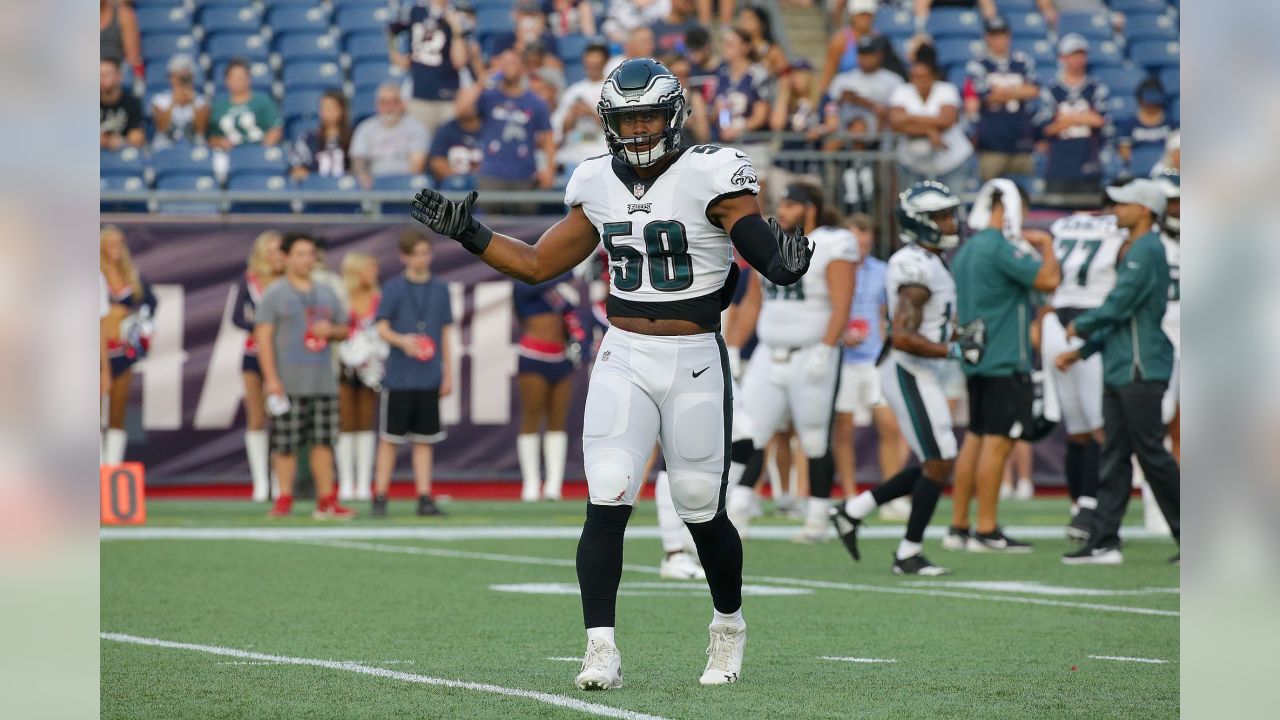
[575, 639, 623, 691]
[660, 551, 706, 580]
[1014, 478, 1035, 500]
[878, 497, 912, 522]
[699, 622, 746, 685]
[999, 482, 1014, 500]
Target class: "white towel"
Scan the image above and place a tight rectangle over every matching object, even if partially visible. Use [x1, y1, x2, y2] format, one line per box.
[967, 178, 1038, 257]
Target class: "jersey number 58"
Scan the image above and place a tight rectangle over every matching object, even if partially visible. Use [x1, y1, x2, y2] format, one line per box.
[602, 220, 694, 292]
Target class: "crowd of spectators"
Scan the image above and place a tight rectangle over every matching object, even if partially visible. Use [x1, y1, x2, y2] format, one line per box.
[101, 0, 1180, 205]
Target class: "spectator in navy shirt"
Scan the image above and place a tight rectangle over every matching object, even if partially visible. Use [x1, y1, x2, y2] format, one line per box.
[965, 15, 1040, 182]
[684, 25, 719, 100]
[427, 114, 483, 184]
[1033, 33, 1110, 195]
[288, 89, 352, 182]
[1114, 78, 1178, 178]
[388, 0, 476, 135]
[652, 0, 699, 54]
[456, 47, 556, 208]
[711, 28, 770, 143]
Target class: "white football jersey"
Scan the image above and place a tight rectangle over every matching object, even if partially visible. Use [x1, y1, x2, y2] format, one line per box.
[757, 225, 860, 348]
[564, 145, 760, 307]
[1049, 213, 1125, 309]
[1162, 232, 1180, 349]
[885, 243, 956, 376]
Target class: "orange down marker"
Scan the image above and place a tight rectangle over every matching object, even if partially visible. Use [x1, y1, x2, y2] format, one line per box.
[100, 463, 146, 525]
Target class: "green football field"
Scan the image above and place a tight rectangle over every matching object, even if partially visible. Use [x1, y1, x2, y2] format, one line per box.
[101, 497, 1179, 719]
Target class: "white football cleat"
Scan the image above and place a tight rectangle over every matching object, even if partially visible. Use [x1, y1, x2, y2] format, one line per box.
[575, 638, 623, 691]
[699, 622, 746, 685]
[659, 551, 706, 580]
[1014, 478, 1035, 500]
[877, 497, 912, 522]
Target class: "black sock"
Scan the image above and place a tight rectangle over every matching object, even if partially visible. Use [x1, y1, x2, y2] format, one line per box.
[737, 447, 765, 488]
[576, 503, 633, 629]
[807, 453, 835, 499]
[1079, 439, 1100, 499]
[871, 466, 923, 506]
[684, 511, 744, 614]
[905, 475, 944, 543]
[1065, 442, 1082, 501]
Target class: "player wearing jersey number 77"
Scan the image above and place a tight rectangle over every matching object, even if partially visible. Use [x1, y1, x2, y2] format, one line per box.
[411, 57, 813, 690]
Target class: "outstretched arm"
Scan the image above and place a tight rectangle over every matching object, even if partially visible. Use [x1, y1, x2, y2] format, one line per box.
[710, 192, 812, 287]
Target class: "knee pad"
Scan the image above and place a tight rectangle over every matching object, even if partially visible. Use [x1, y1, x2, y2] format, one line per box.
[585, 448, 637, 505]
[797, 425, 831, 459]
[667, 470, 722, 523]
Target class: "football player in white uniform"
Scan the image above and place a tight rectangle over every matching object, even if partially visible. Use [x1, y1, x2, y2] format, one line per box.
[726, 182, 858, 542]
[410, 58, 813, 690]
[830, 181, 985, 576]
[1040, 189, 1125, 543]
[1155, 169, 1180, 462]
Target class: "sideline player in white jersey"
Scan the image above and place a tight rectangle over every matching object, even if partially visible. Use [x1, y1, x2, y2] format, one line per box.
[1154, 169, 1180, 462]
[410, 58, 813, 690]
[830, 181, 985, 576]
[1040, 181, 1126, 543]
[726, 182, 858, 542]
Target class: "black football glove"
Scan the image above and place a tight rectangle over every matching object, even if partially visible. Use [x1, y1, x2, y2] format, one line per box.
[948, 318, 986, 365]
[770, 216, 814, 277]
[410, 188, 493, 255]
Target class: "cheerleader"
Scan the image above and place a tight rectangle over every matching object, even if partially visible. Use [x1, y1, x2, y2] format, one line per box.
[336, 251, 384, 501]
[232, 231, 285, 501]
[100, 226, 156, 465]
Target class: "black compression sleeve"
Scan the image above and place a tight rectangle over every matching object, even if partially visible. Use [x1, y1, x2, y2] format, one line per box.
[729, 214, 801, 286]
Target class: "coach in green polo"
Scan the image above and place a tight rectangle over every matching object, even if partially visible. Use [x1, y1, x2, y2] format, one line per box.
[1055, 178, 1179, 565]
[949, 181, 1060, 552]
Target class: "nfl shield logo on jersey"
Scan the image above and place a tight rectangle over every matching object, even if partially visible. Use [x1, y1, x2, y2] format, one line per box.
[632, 183, 646, 199]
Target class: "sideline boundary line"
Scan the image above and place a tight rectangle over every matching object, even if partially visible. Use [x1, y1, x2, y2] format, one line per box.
[1087, 655, 1170, 664]
[101, 633, 672, 720]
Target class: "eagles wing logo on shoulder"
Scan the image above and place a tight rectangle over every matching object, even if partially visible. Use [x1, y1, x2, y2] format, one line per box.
[730, 163, 758, 188]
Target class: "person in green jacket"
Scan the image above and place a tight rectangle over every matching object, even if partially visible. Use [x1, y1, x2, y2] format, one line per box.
[1055, 178, 1180, 565]
[949, 181, 1060, 553]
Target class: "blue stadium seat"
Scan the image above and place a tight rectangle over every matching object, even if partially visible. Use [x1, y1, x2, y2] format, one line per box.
[1057, 13, 1114, 41]
[227, 175, 294, 213]
[152, 146, 216, 181]
[563, 61, 586, 86]
[1106, 94, 1137, 122]
[468, 0, 512, 10]
[439, 175, 476, 193]
[1109, 0, 1171, 14]
[193, 0, 256, 8]
[558, 33, 591, 62]
[1123, 12, 1178, 42]
[1094, 65, 1146, 97]
[475, 8, 509, 37]
[373, 173, 432, 213]
[351, 88, 378, 123]
[205, 32, 270, 64]
[266, 6, 332, 36]
[228, 145, 290, 179]
[345, 31, 391, 63]
[1128, 40, 1179, 69]
[1170, 96, 1179, 125]
[141, 33, 198, 63]
[277, 33, 342, 64]
[1158, 66, 1179, 95]
[100, 175, 149, 213]
[994, 0, 1036, 10]
[873, 9, 915, 39]
[1128, 142, 1166, 177]
[101, 148, 147, 178]
[335, 5, 396, 38]
[1089, 40, 1125, 68]
[298, 175, 363, 213]
[134, 0, 185, 9]
[925, 9, 983, 39]
[283, 89, 325, 120]
[282, 61, 344, 92]
[144, 63, 206, 93]
[946, 65, 967, 89]
[155, 174, 222, 214]
[199, 6, 264, 37]
[1011, 38, 1055, 68]
[352, 60, 401, 91]
[936, 38, 982, 69]
[262, 0, 316, 8]
[1005, 12, 1048, 39]
[136, 6, 193, 35]
[332, 0, 391, 8]
[285, 115, 317, 141]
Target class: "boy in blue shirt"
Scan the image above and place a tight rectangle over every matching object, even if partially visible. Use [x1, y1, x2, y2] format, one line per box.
[371, 229, 455, 517]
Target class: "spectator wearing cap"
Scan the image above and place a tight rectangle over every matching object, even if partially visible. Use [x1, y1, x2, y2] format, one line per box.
[684, 26, 719, 99]
[209, 58, 282, 152]
[288, 89, 353, 182]
[821, 0, 907, 101]
[887, 44, 973, 190]
[100, 58, 145, 151]
[1033, 33, 1111, 195]
[489, 0, 563, 68]
[711, 28, 771, 144]
[1114, 78, 1178, 177]
[1055, 179, 1179, 565]
[552, 42, 610, 167]
[660, 52, 712, 144]
[427, 114, 484, 184]
[546, 0, 598, 38]
[150, 54, 210, 149]
[652, 0, 700, 53]
[602, 0, 669, 47]
[824, 35, 904, 149]
[964, 15, 1040, 182]
[388, 0, 479, 136]
[455, 47, 556, 203]
[349, 82, 430, 189]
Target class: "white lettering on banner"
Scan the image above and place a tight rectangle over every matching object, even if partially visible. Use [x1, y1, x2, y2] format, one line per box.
[141, 285, 186, 430]
[470, 281, 516, 424]
[441, 282, 465, 424]
[194, 287, 249, 429]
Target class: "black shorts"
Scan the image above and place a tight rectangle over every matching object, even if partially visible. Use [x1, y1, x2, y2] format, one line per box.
[380, 389, 444, 444]
[966, 374, 1034, 438]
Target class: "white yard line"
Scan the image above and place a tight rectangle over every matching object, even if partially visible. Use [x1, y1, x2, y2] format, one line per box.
[548, 657, 584, 663]
[1087, 655, 1171, 664]
[100, 524, 1169, 542]
[820, 657, 898, 664]
[101, 633, 671, 720]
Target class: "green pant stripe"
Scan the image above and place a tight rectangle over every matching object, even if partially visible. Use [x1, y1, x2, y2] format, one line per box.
[896, 365, 941, 461]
